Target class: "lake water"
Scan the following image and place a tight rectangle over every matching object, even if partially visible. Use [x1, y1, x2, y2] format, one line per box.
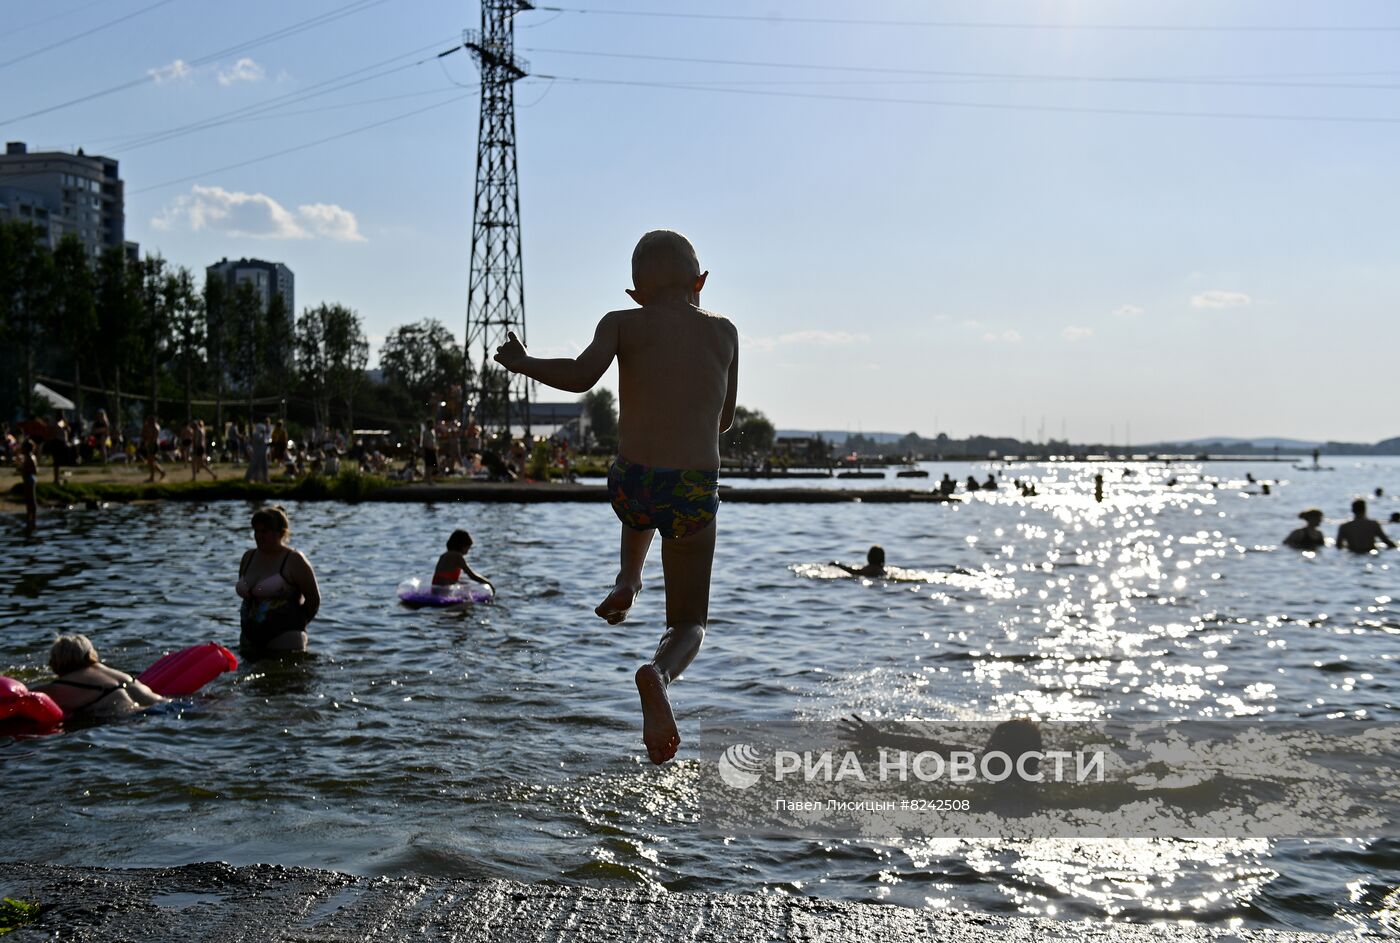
[3, 459, 1398, 934]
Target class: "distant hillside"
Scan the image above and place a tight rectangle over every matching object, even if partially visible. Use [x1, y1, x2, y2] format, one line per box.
[776, 429, 908, 444]
[773, 429, 1400, 456]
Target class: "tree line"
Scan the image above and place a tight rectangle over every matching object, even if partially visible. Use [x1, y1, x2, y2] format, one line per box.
[0, 221, 474, 438]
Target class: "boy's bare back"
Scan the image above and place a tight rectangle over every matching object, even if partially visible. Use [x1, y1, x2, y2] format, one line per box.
[611, 302, 737, 470]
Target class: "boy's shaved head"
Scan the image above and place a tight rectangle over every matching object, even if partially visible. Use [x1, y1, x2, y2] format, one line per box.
[632, 230, 701, 293]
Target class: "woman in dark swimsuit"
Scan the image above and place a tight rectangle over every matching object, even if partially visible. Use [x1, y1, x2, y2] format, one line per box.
[35, 634, 164, 719]
[236, 506, 321, 657]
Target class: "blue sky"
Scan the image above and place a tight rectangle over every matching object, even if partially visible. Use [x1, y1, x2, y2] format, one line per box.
[4, 0, 1398, 443]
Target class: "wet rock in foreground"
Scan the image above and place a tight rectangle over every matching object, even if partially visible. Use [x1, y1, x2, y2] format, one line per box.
[0, 861, 1329, 942]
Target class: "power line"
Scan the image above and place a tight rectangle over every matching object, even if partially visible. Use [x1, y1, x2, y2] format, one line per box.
[534, 5, 1400, 33]
[102, 36, 462, 153]
[6, 0, 111, 39]
[525, 47, 1400, 91]
[128, 88, 478, 194]
[0, 0, 391, 127]
[536, 73, 1400, 125]
[0, 0, 180, 73]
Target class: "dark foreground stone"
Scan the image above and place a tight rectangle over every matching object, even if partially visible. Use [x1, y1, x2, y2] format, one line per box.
[0, 862, 1332, 943]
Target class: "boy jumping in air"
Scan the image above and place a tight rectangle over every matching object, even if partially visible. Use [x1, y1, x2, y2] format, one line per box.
[494, 230, 738, 764]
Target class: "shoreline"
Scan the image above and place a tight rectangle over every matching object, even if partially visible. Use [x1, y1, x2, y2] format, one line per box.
[0, 861, 1331, 942]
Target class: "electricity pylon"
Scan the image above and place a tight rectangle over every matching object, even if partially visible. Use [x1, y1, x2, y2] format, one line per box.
[464, 0, 532, 437]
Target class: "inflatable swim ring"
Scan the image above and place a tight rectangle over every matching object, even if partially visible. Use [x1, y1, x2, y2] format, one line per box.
[0, 676, 64, 732]
[139, 642, 238, 697]
[397, 577, 494, 608]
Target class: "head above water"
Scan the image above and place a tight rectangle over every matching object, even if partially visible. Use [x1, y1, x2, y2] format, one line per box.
[447, 529, 473, 552]
[629, 229, 707, 303]
[49, 633, 99, 676]
[984, 718, 1044, 778]
[867, 545, 885, 566]
[1299, 508, 1324, 524]
[251, 505, 290, 539]
[1352, 499, 1367, 517]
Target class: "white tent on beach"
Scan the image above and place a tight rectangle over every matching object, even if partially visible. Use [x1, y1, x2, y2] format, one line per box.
[33, 382, 76, 411]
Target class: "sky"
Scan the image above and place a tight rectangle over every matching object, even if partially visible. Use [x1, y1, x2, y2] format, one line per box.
[3, 0, 1398, 443]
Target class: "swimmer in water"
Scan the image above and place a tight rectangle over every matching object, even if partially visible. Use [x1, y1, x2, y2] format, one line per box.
[1283, 508, 1326, 550]
[831, 545, 887, 578]
[494, 229, 738, 765]
[1336, 499, 1397, 553]
[433, 529, 493, 592]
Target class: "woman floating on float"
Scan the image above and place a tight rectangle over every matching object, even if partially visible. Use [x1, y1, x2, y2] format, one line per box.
[0, 635, 237, 735]
[397, 528, 495, 609]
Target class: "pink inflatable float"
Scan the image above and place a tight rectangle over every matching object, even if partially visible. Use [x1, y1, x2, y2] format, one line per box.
[397, 577, 494, 608]
[0, 676, 64, 731]
[139, 642, 239, 697]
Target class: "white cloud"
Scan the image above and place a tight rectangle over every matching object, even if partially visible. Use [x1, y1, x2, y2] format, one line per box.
[148, 59, 192, 84]
[217, 57, 266, 86]
[297, 202, 366, 242]
[745, 329, 868, 352]
[981, 330, 1022, 343]
[152, 185, 366, 242]
[1112, 304, 1144, 318]
[1062, 326, 1094, 341]
[1190, 290, 1252, 310]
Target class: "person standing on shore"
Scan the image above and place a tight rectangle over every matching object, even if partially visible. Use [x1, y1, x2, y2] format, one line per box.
[246, 419, 269, 483]
[1336, 499, 1397, 553]
[141, 416, 166, 482]
[190, 419, 218, 480]
[494, 229, 738, 765]
[421, 420, 438, 485]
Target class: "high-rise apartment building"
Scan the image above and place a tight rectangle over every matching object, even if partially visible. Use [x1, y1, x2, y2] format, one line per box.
[0, 141, 134, 258]
[207, 257, 296, 372]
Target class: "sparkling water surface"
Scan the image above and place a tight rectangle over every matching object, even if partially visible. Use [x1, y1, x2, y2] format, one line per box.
[2, 459, 1398, 934]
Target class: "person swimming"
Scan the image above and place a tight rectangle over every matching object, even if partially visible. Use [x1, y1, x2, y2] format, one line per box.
[34, 634, 164, 719]
[1336, 499, 1397, 553]
[1283, 509, 1326, 550]
[831, 545, 887, 578]
[432, 529, 493, 592]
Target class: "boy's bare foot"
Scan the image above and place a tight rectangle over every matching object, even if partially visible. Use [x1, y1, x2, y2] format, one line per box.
[635, 664, 679, 764]
[595, 581, 641, 624]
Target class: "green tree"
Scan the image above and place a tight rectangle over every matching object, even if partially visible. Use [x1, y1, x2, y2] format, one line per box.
[579, 387, 618, 450]
[720, 405, 776, 458]
[204, 273, 227, 431]
[265, 291, 292, 416]
[139, 254, 170, 416]
[322, 303, 368, 433]
[94, 246, 141, 431]
[49, 236, 97, 417]
[295, 304, 331, 432]
[378, 318, 465, 409]
[228, 280, 265, 424]
[0, 222, 54, 416]
[165, 266, 204, 424]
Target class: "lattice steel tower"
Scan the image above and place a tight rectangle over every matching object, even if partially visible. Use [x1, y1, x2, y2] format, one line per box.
[464, 0, 532, 436]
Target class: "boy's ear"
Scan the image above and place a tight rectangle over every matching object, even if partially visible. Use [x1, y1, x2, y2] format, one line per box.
[694, 271, 709, 295]
[625, 287, 647, 306]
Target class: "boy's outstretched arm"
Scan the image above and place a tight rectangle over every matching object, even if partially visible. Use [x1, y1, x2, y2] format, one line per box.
[493, 315, 619, 393]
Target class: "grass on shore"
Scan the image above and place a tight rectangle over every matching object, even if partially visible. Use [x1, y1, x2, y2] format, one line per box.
[17, 468, 397, 505]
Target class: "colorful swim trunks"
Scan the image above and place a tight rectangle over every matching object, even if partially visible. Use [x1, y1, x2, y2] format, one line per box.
[607, 456, 719, 539]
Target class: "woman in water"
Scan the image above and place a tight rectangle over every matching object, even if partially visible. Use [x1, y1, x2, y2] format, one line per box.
[35, 634, 164, 719]
[236, 506, 321, 656]
[1283, 508, 1326, 550]
[18, 439, 38, 530]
